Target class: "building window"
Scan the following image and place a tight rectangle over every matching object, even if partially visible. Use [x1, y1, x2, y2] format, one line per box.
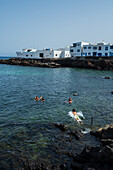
[84, 47, 87, 49]
[31, 55, 32, 57]
[105, 46, 108, 50]
[98, 53, 102, 56]
[88, 53, 91, 55]
[93, 52, 97, 56]
[26, 55, 28, 57]
[98, 46, 101, 50]
[77, 44, 80, 46]
[83, 53, 87, 56]
[105, 53, 108, 56]
[55, 54, 57, 56]
[110, 46, 113, 49]
[88, 46, 91, 49]
[93, 46, 97, 50]
[73, 43, 77, 47]
[110, 52, 113, 56]
[39, 53, 43, 57]
[70, 49, 74, 52]
[77, 49, 80, 52]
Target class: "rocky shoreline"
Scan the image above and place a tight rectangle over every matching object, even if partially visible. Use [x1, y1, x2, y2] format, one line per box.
[72, 123, 113, 170]
[0, 57, 113, 70]
[1, 122, 113, 170]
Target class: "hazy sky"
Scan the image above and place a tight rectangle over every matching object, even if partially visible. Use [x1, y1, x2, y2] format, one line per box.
[0, 0, 113, 56]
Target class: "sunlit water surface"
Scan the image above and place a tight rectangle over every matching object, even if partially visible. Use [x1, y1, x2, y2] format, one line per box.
[0, 64, 113, 168]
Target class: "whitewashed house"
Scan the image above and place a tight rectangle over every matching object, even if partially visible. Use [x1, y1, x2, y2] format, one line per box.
[82, 42, 111, 57]
[70, 42, 90, 57]
[16, 47, 71, 59]
[70, 41, 113, 57]
[16, 49, 38, 58]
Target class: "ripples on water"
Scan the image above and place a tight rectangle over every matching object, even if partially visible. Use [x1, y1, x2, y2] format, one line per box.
[0, 64, 113, 126]
[0, 64, 113, 168]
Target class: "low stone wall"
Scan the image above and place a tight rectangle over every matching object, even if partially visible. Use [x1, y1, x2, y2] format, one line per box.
[0, 57, 113, 70]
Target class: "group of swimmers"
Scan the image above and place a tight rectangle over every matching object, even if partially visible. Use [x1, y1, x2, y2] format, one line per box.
[35, 95, 83, 124]
[35, 96, 45, 102]
[35, 96, 72, 103]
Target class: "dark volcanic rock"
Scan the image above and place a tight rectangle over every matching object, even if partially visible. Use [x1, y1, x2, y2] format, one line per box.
[0, 57, 113, 70]
[0, 58, 61, 68]
[72, 145, 113, 170]
[68, 129, 83, 140]
[101, 139, 113, 146]
[72, 123, 113, 169]
[90, 123, 113, 139]
[53, 123, 69, 131]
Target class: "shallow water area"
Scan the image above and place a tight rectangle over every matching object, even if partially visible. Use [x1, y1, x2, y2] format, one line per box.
[0, 64, 113, 168]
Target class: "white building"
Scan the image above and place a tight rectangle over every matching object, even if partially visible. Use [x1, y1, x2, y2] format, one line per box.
[16, 47, 71, 59]
[16, 49, 38, 58]
[70, 42, 90, 57]
[70, 41, 113, 57]
[83, 42, 113, 57]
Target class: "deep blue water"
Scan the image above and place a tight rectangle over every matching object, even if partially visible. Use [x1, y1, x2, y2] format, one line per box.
[0, 64, 113, 167]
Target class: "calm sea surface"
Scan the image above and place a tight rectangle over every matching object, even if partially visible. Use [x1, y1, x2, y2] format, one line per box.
[0, 64, 113, 126]
[0, 63, 113, 167]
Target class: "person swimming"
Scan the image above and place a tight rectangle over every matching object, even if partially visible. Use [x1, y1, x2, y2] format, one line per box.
[68, 97, 73, 104]
[35, 96, 39, 101]
[35, 96, 43, 101]
[72, 108, 83, 124]
[41, 98, 45, 102]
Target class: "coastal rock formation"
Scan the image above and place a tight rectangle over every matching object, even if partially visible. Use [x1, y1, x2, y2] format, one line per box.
[0, 58, 61, 68]
[0, 57, 113, 70]
[90, 123, 113, 139]
[72, 145, 113, 170]
[53, 123, 69, 131]
[1, 122, 113, 169]
[71, 123, 113, 170]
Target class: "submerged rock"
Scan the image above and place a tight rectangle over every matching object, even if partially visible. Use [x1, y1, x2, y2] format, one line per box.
[68, 130, 83, 140]
[53, 123, 69, 131]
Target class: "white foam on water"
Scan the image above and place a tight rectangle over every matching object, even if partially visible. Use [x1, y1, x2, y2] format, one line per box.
[68, 111, 85, 119]
[81, 128, 91, 134]
[68, 111, 83, 122]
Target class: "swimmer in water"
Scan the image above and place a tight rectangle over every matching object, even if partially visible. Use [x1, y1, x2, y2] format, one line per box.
[72, 108, 83, 124]
[68, 97, 73, 104]
[41, 98, 45, 102]
[35, 96, 39, 101]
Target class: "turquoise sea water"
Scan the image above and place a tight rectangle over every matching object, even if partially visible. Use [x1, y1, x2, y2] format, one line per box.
[0, 64, 113, 127]
[0, 64, 113, 167]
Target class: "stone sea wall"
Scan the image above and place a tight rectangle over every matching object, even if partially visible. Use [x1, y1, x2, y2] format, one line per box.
[0, 57, 113, 70]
